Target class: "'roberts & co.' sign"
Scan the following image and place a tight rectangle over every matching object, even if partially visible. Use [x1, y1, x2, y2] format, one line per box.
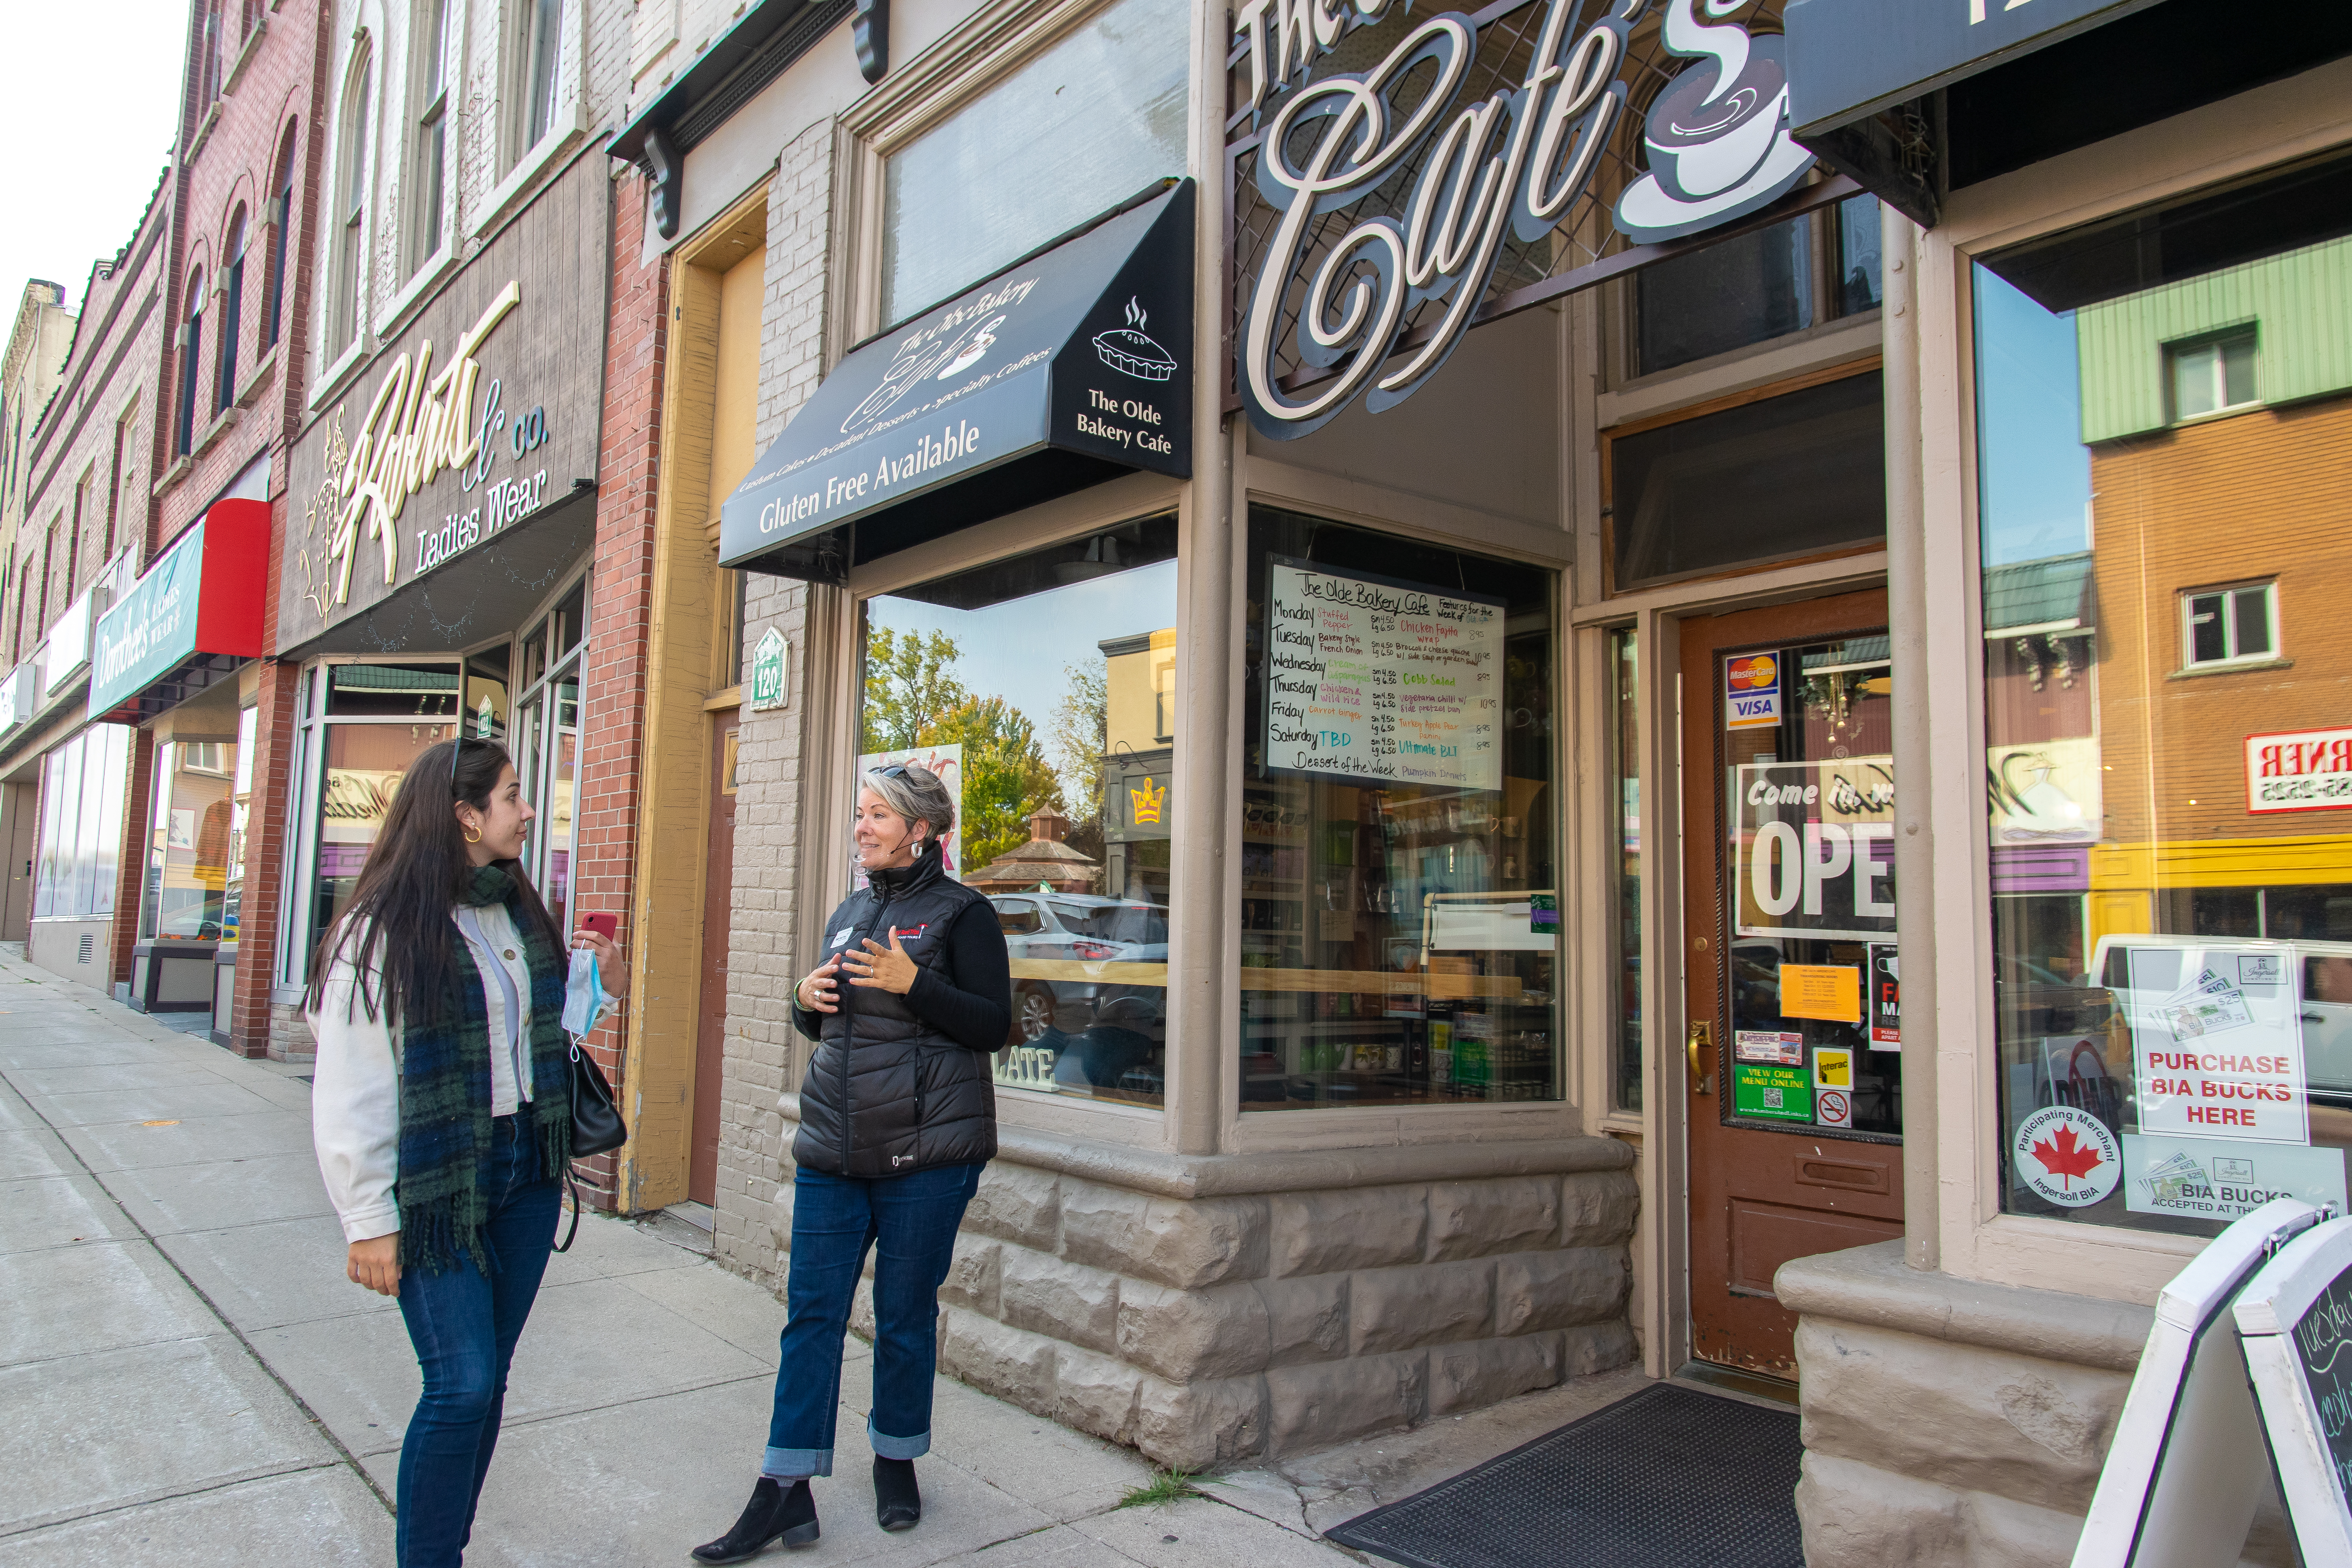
[281, 153, 606, 643]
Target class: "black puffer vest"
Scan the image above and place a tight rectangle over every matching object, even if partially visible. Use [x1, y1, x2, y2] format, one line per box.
[792, 845, 999, 1178]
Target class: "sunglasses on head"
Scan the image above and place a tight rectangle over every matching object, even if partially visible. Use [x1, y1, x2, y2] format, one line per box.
[875, 763, 912, 780]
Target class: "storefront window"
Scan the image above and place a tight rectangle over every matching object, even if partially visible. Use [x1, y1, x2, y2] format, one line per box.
[141, 738, 239, 941]
[226, 704, 255, 940]
[860, 516, 1177, 1108]
[1979, 156, 2352, 1236]
[512, 577, 583, 935]
[1240, 508, 1559, 1109]
[1610, 628, 1642, 1113]
[312, 712, 456, 951]
[32, 725, 131, 919]
[878, 0, 1188, 325]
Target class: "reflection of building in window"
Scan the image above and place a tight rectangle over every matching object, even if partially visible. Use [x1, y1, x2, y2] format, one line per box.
[2167, 332, 2257, 421]
[2181, 583, 2276, 668]
[2074, 238, 2352, 953]
[1100, 627, 1175, 901]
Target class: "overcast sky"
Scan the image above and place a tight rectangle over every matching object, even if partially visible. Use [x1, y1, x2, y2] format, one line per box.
[1, 4, 185, 321]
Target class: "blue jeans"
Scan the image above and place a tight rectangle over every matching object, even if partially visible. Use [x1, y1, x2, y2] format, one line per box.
[394, 1116, 561, 1567]
[763, 1162, 983, 1479]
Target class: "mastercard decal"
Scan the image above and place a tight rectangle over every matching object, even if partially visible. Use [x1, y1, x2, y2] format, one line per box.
[1725, 653, 1781, 730]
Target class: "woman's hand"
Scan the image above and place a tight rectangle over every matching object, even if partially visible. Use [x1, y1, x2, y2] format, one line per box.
[572, 925, 629, 1000]
[348, 1234, 402, 1297]
[796, 956, 843, 1014]
[844, 932, 918, 995]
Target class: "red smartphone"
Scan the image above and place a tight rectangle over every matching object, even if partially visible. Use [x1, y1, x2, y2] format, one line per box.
[583, 913, 618, 939]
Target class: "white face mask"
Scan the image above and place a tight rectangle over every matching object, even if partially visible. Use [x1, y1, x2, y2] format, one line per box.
[561, 946, 605, 1038]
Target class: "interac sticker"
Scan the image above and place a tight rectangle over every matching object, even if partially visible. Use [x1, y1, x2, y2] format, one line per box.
[1726, 653, 1781, 730]
[1813, 1047, 1855, 1128]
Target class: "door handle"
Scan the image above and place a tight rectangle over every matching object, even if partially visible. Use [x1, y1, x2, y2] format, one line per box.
[1687, 1021, 1714, 1096]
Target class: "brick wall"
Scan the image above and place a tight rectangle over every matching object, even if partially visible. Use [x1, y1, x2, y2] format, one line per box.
[572, 164, 670, 1209]
[710, 121, 837, 1280]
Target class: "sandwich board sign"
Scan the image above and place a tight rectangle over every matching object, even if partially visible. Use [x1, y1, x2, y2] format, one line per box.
[2234, 1214, 2352, 1561]
[2072, 1197, 2324, 1568]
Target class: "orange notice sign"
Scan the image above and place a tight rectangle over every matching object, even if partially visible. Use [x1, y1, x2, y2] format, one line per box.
[1780, 963, 1863, 1024]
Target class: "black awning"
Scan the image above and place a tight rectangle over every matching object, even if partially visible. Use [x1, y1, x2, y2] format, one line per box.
[1786, 0, 2352, 226]
[718, 181, 1193, 580]
[279, 483, 598, 659]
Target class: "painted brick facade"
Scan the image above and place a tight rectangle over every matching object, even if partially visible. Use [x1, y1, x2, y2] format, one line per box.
[710, 121, 837, 1280]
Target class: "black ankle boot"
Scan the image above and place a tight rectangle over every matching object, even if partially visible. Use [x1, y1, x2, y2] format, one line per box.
[691, 1477, 819, 1563]
[873, 1457, 921, 1531]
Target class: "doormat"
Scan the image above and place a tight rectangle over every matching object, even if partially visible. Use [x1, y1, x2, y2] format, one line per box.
[1322, 1383, 1803, 1568]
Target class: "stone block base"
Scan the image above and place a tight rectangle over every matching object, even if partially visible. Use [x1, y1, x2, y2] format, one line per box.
[779, 1125, 1640, 1468]
[1779, 1242, 2293, 1568]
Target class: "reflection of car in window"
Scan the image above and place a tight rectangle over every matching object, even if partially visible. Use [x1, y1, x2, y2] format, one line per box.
[989, 893, 1168, 1045]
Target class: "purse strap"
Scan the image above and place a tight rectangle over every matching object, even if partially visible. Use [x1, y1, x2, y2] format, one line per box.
[554, 1163, 583, 1252]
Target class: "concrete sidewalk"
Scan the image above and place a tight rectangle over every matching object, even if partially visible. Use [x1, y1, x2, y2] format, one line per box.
[0, 943, 1656, 1566]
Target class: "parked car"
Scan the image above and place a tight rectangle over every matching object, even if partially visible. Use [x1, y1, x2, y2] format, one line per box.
[989, 894, 1168, 1042]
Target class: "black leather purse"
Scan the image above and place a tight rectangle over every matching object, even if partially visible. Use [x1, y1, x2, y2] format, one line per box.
[556, 1040, 627, 1251]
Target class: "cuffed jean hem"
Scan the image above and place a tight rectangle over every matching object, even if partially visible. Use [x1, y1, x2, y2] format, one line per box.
[868, 1419, 930, 1461]
[762, 1445, 832, 1480]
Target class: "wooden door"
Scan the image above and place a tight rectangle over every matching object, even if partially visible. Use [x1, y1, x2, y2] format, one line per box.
[1682, 590, 1905, 1378]
[690, 716, 740, 1206]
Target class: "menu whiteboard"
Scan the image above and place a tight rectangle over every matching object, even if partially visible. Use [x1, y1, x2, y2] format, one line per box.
[1262, 558, 1504, 792]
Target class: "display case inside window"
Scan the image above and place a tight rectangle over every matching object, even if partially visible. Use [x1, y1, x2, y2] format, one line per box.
[1240, 509, 1558, 1109]
[1977, 153, 2352, 1237]
[861, 516, 1178, 1108]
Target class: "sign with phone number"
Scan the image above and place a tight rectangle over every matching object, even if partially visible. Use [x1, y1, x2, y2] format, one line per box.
[2247, 727, 2352, 814]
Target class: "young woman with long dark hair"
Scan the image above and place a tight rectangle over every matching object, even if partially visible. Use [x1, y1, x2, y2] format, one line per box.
[308, 735, 626, 1568]
[692, 761, 1010, 1562]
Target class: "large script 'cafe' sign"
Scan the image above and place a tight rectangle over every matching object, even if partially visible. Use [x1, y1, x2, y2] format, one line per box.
[282, 155, 605, 643]
[1236, 0, 1818, 436]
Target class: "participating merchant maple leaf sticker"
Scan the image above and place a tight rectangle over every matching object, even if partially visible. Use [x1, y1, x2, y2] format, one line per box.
[2029, 1122, 2108, 1189]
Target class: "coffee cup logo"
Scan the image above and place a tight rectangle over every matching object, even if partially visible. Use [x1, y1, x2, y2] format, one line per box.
[1612, 0, 1815, 243]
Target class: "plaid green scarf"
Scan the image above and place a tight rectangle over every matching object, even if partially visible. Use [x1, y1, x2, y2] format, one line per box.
[396, 863, 574, 1275]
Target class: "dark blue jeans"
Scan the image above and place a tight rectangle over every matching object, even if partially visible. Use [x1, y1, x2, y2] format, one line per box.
[763, 1161, 982, 1479]
[394, 1115, 561, 1567]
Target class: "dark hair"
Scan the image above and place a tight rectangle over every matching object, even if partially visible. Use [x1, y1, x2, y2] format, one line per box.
[306, 736, 560, 1030]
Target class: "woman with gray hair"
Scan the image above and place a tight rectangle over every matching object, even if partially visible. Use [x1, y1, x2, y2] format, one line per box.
[693, 762, 1010, 1562]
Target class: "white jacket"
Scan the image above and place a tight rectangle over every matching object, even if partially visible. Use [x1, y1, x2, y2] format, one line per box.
[308, 905, 610, 1244]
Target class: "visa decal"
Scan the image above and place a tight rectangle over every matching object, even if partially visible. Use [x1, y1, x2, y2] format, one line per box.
[1726, 653, 1780, 731]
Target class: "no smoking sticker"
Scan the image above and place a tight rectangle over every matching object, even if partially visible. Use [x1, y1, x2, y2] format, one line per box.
[2012, 1104, 2121, 1208]
[1816, 1089, 1853, 1128]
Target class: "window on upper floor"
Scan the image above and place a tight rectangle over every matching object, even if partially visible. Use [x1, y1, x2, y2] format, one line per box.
[267, 126, 297, 349]
[411, 0, 453, 274]
[177, 269, 205, 454]
[197, 0, 224, 107]
[332, 48, 371, 353]
[519, 0, 569, 158]
[2182, 582, 2278, 669]
[877, 0, 1189, 327]
[2169, 331, 2258, 422]
[218, 211, 248, 413]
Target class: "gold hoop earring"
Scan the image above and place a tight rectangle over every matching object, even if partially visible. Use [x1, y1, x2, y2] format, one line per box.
[463, 824, 482, 845]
